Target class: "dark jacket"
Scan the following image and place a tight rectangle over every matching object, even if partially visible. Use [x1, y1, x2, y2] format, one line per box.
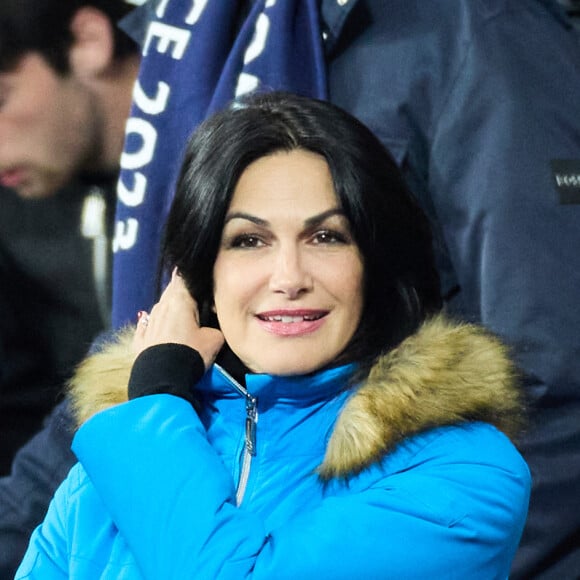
[2, 1, 580, 577]
[557, 0, 580, 30]
[0, 180, 114, 575]
[0, 399, 76, 576]
[0, 181, 114, 474]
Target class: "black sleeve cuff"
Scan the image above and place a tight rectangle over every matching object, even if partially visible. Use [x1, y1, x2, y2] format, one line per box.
[128, 343, 206, 402]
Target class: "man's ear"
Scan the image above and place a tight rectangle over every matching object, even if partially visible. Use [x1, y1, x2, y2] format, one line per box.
[68, 6, 115, 77]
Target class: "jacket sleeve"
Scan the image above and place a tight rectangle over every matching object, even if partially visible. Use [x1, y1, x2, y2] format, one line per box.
[0, 400, 76, 579]
[15, 465, 82, 580]
[427, 5, 580, 402]
[425, 10, 580, 568]
[72, 395, 530, 579]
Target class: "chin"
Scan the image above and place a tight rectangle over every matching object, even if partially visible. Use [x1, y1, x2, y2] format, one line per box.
[252, 356, 333, 377]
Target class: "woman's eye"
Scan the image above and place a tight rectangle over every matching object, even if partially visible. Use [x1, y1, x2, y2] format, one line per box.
[230, 234, 264, 248]
[312, 230, 348, 245]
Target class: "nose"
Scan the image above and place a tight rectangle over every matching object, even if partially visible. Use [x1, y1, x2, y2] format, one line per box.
[269, 244, 313, 299]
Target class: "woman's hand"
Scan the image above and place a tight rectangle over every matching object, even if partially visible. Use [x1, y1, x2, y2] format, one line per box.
[133, 270, 224, 370]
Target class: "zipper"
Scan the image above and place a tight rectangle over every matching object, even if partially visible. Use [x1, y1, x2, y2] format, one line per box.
[80, 187, 110, 327]
[215, 364, 258, 506]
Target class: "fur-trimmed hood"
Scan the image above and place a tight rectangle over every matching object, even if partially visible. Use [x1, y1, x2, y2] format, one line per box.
[68, 315, 524, 479]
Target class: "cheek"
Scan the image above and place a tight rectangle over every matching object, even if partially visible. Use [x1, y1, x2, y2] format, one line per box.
[5, 102, 43, 140]
[212, 261, 231, 317]
[213, 257, 259, 319]
[348, 278, 365, 328]
[340, 259, 365, 334]
[333, 255, 364, 307]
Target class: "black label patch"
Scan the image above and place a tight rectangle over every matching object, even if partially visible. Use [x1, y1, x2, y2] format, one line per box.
[551, 159, 580, 204]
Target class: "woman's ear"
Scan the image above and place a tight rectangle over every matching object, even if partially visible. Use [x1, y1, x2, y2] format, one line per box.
[68, 6, 115, 78]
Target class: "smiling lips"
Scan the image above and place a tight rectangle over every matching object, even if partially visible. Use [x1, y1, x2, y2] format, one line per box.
[256, 310, 328, 336]
[0, 168, 26, 189]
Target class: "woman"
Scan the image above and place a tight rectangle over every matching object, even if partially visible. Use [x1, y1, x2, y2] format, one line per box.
[17, 92, 530, 578]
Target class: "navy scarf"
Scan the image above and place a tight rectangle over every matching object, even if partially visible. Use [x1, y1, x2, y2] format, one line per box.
[112, 0, 327, 328]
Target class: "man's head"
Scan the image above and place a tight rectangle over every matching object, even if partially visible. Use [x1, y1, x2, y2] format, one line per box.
[0, 0, 140, 198]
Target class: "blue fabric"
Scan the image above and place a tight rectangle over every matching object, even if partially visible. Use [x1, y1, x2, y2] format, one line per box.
[0, 400, 76, 578]
[17, 365, 530, 579]
[112, 0, 327, 328]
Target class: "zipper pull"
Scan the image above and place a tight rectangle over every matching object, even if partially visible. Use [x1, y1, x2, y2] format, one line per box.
[213, 365, 259, 457]
[245, 396, 257, 456]
[80, 187, 110, 327]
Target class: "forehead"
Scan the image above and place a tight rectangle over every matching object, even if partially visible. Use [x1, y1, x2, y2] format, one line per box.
[230, 149, 338, 214]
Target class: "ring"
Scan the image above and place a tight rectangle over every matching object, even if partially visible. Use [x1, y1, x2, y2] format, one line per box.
[137, 311, 150, 327]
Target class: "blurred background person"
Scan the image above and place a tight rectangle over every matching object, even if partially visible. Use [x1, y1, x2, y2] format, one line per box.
[0, 0, 140, 474]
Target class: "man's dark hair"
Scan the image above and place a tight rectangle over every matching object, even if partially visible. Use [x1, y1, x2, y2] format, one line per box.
[0, 0, 137, 73]
[162, 91, 442, 371]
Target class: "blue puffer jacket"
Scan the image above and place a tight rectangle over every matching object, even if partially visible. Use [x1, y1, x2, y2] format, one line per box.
[17, 317, 530, 579]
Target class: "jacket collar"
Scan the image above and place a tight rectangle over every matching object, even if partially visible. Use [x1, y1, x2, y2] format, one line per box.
[320, 0, 360, 53]
[68, 314, 524, 480]
[203, 361, 356, 404]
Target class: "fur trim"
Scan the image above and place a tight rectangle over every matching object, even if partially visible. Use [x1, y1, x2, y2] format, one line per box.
[68, 316, 524, 480]
[318, 315, 524, 479]
[67, 327, 135, 426]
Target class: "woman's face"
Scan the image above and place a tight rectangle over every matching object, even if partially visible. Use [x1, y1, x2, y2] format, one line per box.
[213, 149, 364, 375]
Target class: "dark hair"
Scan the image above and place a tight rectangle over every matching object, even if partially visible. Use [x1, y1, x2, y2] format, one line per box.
[0, 0, 137, 73]
[163, 92, 442, 369]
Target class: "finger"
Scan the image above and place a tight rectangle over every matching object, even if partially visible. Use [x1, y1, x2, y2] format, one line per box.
[169, 271, 193, 299]
[197, 327, 226, 369]
[156, 274, 200, 326]
[170, 275, 201, 324]
[132, 311, 149, 352]
[159, 271, 195, 304]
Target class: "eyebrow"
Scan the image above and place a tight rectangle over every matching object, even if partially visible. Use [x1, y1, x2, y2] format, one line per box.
[223, 208, 346, 228]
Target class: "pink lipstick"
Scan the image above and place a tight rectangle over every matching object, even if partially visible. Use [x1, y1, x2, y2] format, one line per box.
[0, 168, 26, 189]
[256, 309, 328, 336]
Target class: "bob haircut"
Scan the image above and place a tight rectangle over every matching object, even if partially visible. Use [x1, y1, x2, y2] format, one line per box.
[162, 91, 442, 369]
[0, 0, 137, 73]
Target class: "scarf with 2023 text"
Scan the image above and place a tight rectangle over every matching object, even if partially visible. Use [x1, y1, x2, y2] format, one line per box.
[112, 0, 328, 328]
